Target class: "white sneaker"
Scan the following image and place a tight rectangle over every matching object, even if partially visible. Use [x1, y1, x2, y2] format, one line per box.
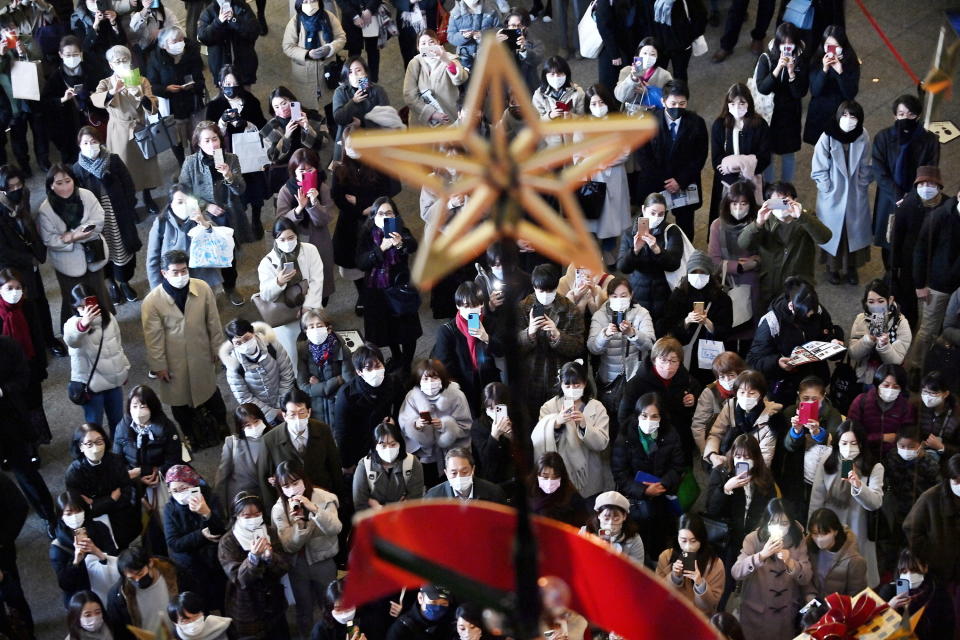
[542, 15, 552, 21]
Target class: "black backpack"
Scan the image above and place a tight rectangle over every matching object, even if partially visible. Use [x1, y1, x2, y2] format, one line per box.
[828, 356, 859, 415]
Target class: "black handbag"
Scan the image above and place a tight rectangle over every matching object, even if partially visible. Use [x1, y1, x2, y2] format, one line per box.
[701, 514, 730, 549]
[576, 180, 607, 220]
[828, 355, 859, 415]
[133, 115, 177, 159]
[384, 281, 422, 316]
[82, 237, 106, 264]
[322, 55, 344, 90]
[67, 329, 104, 405]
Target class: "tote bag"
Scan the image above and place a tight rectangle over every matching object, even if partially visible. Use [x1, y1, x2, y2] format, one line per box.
[578, 0, 602, 59]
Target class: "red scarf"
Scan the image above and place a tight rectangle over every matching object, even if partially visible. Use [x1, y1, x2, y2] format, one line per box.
[454, 313, 479, 371]
[652, 365, 673, 389]
[717, 383, 735, 400]
[0, 298, 34, 359]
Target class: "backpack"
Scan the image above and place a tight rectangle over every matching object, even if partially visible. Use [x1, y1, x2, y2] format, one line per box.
[828, 355, 859, 415]
[663, 223, 697, 290]
[363, 453, 416, 494]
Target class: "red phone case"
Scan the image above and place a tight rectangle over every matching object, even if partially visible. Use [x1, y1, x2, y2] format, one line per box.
[556, 100, 571, 112]
[798, 401, 819, 425]
[300, 170, 318, 194]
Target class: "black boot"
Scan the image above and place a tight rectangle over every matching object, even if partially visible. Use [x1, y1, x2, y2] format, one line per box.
[48, 336, 68, 357]
[258, 13, 268, 35]
[142, 189, 159, 216]
[119, 281, 138, 302]
[107, 279, 122, 305]
[251, 206, 264, 240]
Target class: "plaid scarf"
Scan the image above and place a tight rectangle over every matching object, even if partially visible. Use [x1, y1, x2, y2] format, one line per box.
[366, 226, 400, 288]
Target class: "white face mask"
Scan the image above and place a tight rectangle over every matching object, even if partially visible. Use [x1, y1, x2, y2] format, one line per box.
[166, 41, 186, 56]
[639, 54, 656, 69]
[839, 116, 858, 133]
[177, 617, 206, 638]
[952, 481, 960, 498]
[63, 511, 85, 530]
[688, 274, 709, 290]
[718, 376, 736, 392]
[546, 74, 566, 90]
[449, 474, 473, 494]
[83, 443, 105, 463]
[113, 62, 131, 74]
[900, 572, 924, 590]
[730, 204, 750, 220]
[172, 489, 195, 506]
[839, 443, 859, 461]
[767, 523, 788, 540]
[772, 208, 790, 222]
[79, 143, 100, 160]
[421, 379, 442, 397]
[609, 297, 630, 312]
[301, 2, 320, 15]
[459, 306, 482, 320]
[240, 515, 263, 531]
[134, 408, 150, 426]
[377, 444, 400, 463]
[679, 539, 700, 554]
[728, 104, 748, 120]
[63, 54, 82, 69]
[917, 185, 939, 201]
[170, 202, 190, 220]
[237, 338, 259, 357]
[878, 387, 901, 403]
[80, 615, 104, 632]
[332, 608, 356, 625]
[361, 368, 385, 388]
[598, 516, 622, 536]
[243, 422, 267, 439]
[276, 238, 298, 254]
[0, 288, 23, 305]
[779, 44, 795, 56]
[921, 392, 943, 408]
[590, 104, 608, 118]
[737, 394, 759, 411]
[813, 532, 835, 550]
[535, 290, 556, 306]
[491, 266, 504, 280]
[166, 273, 190, 289]
[287, 417, 308, 436]
[866, 302, 888, 316]
[645, 213, 665, 229]
[898, 447, 919, 461]
[538, 476, 561, 494]
[638, 418, 659, 435]
[562, 386, 584, 400]
[306, 327, 328, 345]
[282, 480, 305, 498]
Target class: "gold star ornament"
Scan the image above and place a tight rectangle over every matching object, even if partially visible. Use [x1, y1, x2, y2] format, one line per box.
[349, 35, 658, 290]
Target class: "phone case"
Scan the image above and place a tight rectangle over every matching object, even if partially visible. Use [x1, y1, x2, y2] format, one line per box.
[383, 217, 399, 234]
[290, 102, 303, 121]
[798, 401, 819, 425]
[467, 313, 480, 330]
[301, 170, 318, 194]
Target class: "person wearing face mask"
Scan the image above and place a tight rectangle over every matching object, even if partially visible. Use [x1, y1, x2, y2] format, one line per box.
[655, 514, 726, 614]
[808, 421, 883, 586]
[747, 277, 844, 404]
[803, 508, 867, 601]
[811, 100, 873, 285]
[556, 263, 611, 329]
[65, 423, 141, 551]
[469, 382, 517, 485]
[144, 26, 205, 165]
[196, 0, 260, 87]
[424, 448, 506, 503]
[847, 364, 916, 457]
[612, 392, 685, 555]
[781, 377, 842, 512]
[141, 249, 229, 449]
[636, 1, 705, 81]
[804, 26, 860, 147]
[531, 360, 613, 499]
[872, 94, 939, 263]
[402, 30, 469, 126]
[67, 590, 114, 640]
[261, 87, 327, 189]
[332, 56, 390, 146]
[916, 371, 960, 465]
[613, 38, 673, 114]
[221, 317, 296, 427]
[433, 281, 503, 417]
[528, 451, 588, 527]
[731, 498, 811, 640]
[50, 489, 121, 607]
[445, 0, 501, 72]
[161, 466, 227, 615]
[703, 370, 783, 471]
[294, 308, 354, 424]
[271, 460, 342, 638]
[146, 185, 222, 291]
[579, 491, 645, 564]
[215, 404, 277, 509]
[91, 45, 164, 217]
[877, 549, 956, 640]
[708, 83, 771, 227]
[64, 284, 130, 431]
[657, 251, 733, 386]
[890, 165, 943, 330]
[127, 0, 178, 53]
[70, 0, 125, 72]
[473, 242, 533, 368]
[281, 0, 347, 102]
[106, 544, 180, 640]
[386, 584, 456, 640]
[166, 591, 232, 640]
[218, 492, 292, 640]
[353, 420, 425, 510]
[313, 578, 379, 640]
[532, 56, 585, 147]
[847, 279, 911, 385]
[691, 351, 746, 457]
[71, 125, 142, 305]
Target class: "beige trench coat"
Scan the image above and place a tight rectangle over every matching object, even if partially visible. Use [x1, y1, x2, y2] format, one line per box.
[281, 13, 346, 105]
[140, 278, 224, 407]
[91, 74, 162, 192]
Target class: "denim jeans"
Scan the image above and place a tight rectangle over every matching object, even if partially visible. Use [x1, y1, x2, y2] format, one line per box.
[762, 152, 796, 184]
[83, 386, 125, 435]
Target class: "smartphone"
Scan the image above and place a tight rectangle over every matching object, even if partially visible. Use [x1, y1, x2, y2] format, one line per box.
[467, 312, 480, 331]
[73, 84, 84, 94]
[383, 217, 399, 235]
[532, 301, 546, 318]
[636, 217, 650, 236]
[841, 459, 854, 477]
[182, 74, 194, 87]
[632, 55, 642, 69]
[83, 295, 98, 308]
[150, 0, 160, 7]
[96, 0, 110, 11]
[213, 148, 224, 166]
[300, 169, 318, 194]
[681, 551, 695, 572]
[575, 268, 587, 289]
[74, 526, 88, 538]
[494, 404, 508, 420]
[612, 310, 625, 327]
[358, 77, 369, 92]
[693, 301, 705, 315]
[563, 397, 574, 411]
[896, 578, 910, 596]
[187, 487, 202, 498]
[826, 44, 838, 56]
[289, 101, 303, 122]
[555, 100, 571, 112]
[419, 411, 433, 421]
[282, 261, 295, 274]
[735, 461, 750, 476]
[82, 223, 96, 233]
[764, 198, 789, 211]
[798, 401, 819, 425]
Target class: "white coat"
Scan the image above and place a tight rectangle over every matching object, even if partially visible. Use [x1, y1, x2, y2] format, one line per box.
[36, 188, 107, 277]
[64, 315, 131, 393]
[398, 381, 473, 466]
[811, 129, 873, 256]
[532, 396, 613, 498]
[257, 241, 325, 311]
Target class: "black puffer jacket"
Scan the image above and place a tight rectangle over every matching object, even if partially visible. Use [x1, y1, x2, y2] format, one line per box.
[333, 374, 398, 469]
[616, 217, 683, 322]
[144, 41, 206, 119]
[112, 415, 183, 477]
[64, 453, 141, 550]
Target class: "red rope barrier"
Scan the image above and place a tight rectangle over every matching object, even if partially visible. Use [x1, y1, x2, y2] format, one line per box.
[852, 0, 921, 85]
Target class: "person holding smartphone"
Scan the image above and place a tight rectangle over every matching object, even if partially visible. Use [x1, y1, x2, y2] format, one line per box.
[803, 508, 867, 602]
[128, 0, 180, 55]
[281, 0, 346, 102]
[655, 514, 726, 615]
[445, 0, 501, 72]
[332, 56, 390, 146]
[847, 279, 911, 385]
[804, 26, 860, 147]
[49, 490, 120, 607]
[702, 370, 782, 471]
[878, 549, 956, 638]
[781, 376, 842, 514]
[145, 26, 205, 165]
[469, 382, 517, 485]
[402, 30, 469, 126]
[70, 0, 126, 77]
[531, 56, 584, 147]
[196, 0, 260, 87]
[613, 38, 673, 114]
[808, 421, 883, 587]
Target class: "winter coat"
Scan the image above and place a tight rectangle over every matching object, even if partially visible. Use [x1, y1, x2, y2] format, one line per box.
[399, 381, 473, 468]
[221, 323, 296, 425]
[352, 453, 425, 509]
[782, 399, 843, 484]
[41, 63, 109, 161]
[737, 211, 833, 308]
[277, 183, 335, 299]
[127, 1, 181, 50]
[577, 526, 645, 566]
[705, 465, 777, 559]
[425, 476, 507, 503]
[531, 84, 586, 147]
[918, 401, 960, 462]
[402, 53, 469, 125]
[732, 529, 811, 640]
[65, 453, 141, 550]
[64, 315, 130, 394]
[515, 294, 585, 411]
[595, 0, 635, 64]
[146, 210, 223, 290]
[587, 300, 655, 385]
[612, 65, 673, 113]
[72, 153, 141, 256]
[106, 557, 178, 640]
[216, 432, 276, 508]
[162, 485, 227, 608]
[703, 398, 783, 467]
[331, 81, 391, 144]
[70, 8, 127, 76]
[431, 320, 502, 416]
[257, 241, 325, 313]
[612, 419, 685, 500]
[709, 116, 771, 222]
[49, 518, 119, 606]
[90, 74, 162, 192]
[633, 109, 709, 216]
[0, 201, 45, 276]
[144, 42, 205, 120]
[355, 221, 423, 345]
[470, 414, 515, 484]
[847, 389, 917, 457]
[755, 50, 809, 155]
[847, 310, 911, 384]
[805, 527, 868, 601]
[655, 550, 725, 615]
[708, 217, 761, 335]
[281, 12, 347, 97]
[811, 129, 873, 256]
[913, 197, 960, 294]
[872, 123, 940, 247]
[903, 481, 960, 584]
[296, 332, 354, 424]
[445, 0, 500, 69]
[271, 487, 341, 564]
[330, 158, 401, 268]
[891, 190, 940, 283]
[882, 447, 940, 530]
[196, 0, 260, 85]
[179, 150, 251, 243]
[112, 414, 182, 476]
[803, 60, 860, 145]
[264, 418, 345, 498]
[656, 281, 733, 378]
[809, 460, 884, 586]
[637, 0, 706, 53]
[877, 576, 956, 640]
[692, 382, 727, 456]
[218, 526, 291, 635]
[333, 374, 397, 469]
[532, 396, 613, 498]
[141, 279, 224, 408]
[618, 357, 702, 455]
[616, 217, 683, 321]
[36, 187, 107, 277]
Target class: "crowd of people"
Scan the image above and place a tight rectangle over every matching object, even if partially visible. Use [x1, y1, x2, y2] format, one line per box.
[0, 0, 957, 639]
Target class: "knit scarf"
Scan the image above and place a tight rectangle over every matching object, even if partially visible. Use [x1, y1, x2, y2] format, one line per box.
[77, 146, 109, 180]
[299, 8, 332, 50]
[454, 312, 480, 370]
[0, 298, 34, 358]
[308, 332, 336, 366]
[274, 241, 302, 283]
[49, 191, 84, 229]
[366, 226, 400, 288]
[637, 427, 658, 454]
[232, 521, 265, 551]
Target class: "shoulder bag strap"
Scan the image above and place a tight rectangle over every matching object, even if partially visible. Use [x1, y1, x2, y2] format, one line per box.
[86, 327, 106, 389]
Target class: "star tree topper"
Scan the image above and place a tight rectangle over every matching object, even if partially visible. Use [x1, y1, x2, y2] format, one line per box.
[349, 35, 659, 290]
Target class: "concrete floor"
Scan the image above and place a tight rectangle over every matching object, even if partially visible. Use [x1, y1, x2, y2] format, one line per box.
[10, 0, 960, 637]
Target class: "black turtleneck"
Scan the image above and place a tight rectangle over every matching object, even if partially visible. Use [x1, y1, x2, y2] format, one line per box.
[161, 279, 189, 313]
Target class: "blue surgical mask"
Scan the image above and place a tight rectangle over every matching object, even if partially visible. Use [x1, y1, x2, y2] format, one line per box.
[422, 604, 447, 621]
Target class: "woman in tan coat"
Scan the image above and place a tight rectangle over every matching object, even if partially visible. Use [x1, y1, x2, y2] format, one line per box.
[281, 0, 347, 106]
[656, 513, 726, 615]
[402, 30, 468, 127]
[91, 45, 163, 215]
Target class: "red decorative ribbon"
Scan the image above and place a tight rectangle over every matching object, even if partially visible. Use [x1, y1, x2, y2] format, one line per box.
[805, 592, 890, 640]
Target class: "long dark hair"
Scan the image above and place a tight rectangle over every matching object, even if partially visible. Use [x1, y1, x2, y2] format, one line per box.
[528, 451, 576, 503]
[362, 196, 404, 236]
[668, 513, 719, 575]
[232, 403, 272, 440]
[722, 434, 775, 493]
[823, 420, 876, 476]
[71, 422, 111, 461]
[717, 82, 761, 129]
[539, 56, 573, 95]
[756, 497, 803, 547]
[369, 419, 407, 464]
[806, 507, 847, 557]
[553, 360, 593, 403]
[0, 164, 29, 215]
[275, 459, 316, 523]
[815, 24, 857, 66]
[718, 180, 758, 226]
[322, 578, 347, 627]
[70, 283, 111, 328]
[67, 590, 106, 640]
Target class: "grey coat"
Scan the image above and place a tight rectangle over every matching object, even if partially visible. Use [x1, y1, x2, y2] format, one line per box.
[178, 151, 252, 243]
[295, 332, 355, 424]
[146, 210, 223, 291]
[220, 322, 296, 425]
[811, 130, 873, 256]
[215, 434, 276, 509]
[270, 487, 341, 565]
[586, 301, 656, 384]
[64, 315, 131, 394]
[36, 188, 107, 277]
[351, 453, 425, 510]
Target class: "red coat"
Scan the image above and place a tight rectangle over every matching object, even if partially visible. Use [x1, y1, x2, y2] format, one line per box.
[847, 389, 916, 456]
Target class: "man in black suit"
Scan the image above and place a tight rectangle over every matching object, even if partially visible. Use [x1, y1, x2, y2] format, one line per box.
[264, 389, 345, 500]
[633, 79, 708, 241]
[424, 448, 507, 504]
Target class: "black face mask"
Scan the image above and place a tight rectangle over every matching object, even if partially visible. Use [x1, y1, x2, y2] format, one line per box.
[896, 118, 918, 139]
[665, 107, 685, 120]
[6, 189, 22, 205]
[135, 573, 154, 590]
[222, 86, 238, 99]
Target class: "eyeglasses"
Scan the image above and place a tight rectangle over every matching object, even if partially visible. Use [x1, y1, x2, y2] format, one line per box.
[656, 357, 681, 366]
[81, 439, 105, 448]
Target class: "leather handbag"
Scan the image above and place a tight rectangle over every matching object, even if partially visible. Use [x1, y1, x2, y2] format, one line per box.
[251, 279, 308, 326]
[67, 329, 104, 405]
[700, 514, 730, 549]
[576, 180, 607, 220]
[134, 115, 177, 159]
[384, 280, 422, 316]
[82, 236, 107, 264]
